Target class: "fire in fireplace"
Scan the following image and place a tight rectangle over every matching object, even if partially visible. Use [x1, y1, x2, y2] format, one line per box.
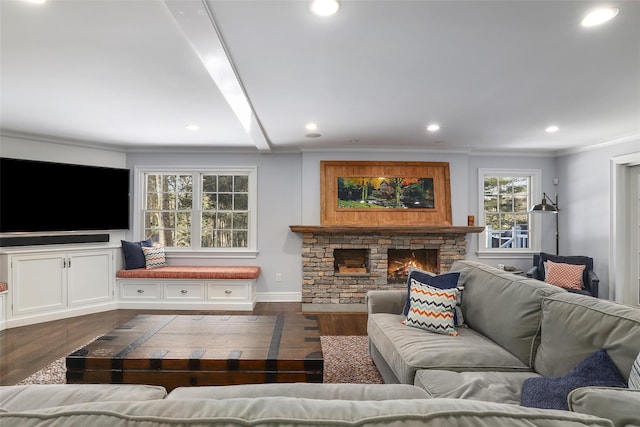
[387, 249, 438, 283]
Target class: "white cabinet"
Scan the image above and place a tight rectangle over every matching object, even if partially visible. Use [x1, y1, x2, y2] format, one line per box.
[117, 278, 256, 310]
[0, 246, 117, 328]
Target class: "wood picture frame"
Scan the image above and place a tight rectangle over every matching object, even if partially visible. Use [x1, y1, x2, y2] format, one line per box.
[320, 161, 452, 225]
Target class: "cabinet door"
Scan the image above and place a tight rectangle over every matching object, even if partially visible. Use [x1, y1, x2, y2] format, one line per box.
[11, 253, 66, 315]
[67, 250, 113, 306]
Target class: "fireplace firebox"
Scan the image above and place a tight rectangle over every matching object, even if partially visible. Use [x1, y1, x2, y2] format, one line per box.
[387, 249, 438, 283]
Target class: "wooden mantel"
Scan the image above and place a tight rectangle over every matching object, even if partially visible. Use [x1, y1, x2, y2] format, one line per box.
[289, 225, 484, 234]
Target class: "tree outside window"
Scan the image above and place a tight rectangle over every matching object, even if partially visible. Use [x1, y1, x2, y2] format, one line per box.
[140, 168, 255, 251]
[481, 173, 534, 250]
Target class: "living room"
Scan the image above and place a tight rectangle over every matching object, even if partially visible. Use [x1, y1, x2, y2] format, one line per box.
[1, 1, 639, 425]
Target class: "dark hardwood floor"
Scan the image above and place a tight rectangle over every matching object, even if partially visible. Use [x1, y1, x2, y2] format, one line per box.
[0, 303, 368, 386]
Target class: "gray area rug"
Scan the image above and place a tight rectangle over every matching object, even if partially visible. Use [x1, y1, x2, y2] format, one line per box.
[17, 335, 383, 385]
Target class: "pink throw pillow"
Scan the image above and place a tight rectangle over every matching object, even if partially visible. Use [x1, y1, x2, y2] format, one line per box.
[544, 260, 585, 290]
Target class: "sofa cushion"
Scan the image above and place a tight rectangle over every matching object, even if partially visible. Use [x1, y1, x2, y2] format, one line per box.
[120, 239, 153, 270]
[568, 387, 640, 427]
[544, 260, 585, 290]
[167, 383, 429, 400]
[449, 260, 565, 367]
[368, 312, 530, 384]
[414, 369, 539, 405]
[0, 384, 167, 412]
[405, 280, 460, 336]
[0, 396, 614, 427]
[521, 349, 627, 411]
[534, 292, 640, 379]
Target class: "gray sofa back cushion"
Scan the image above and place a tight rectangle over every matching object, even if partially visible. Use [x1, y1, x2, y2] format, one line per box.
[535, 292, 640, 379]
[449, 260, 565, 367]
[0, 397, 613, 427]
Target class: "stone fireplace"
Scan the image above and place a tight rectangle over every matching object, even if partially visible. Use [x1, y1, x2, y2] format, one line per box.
[290, 225, 483, 311]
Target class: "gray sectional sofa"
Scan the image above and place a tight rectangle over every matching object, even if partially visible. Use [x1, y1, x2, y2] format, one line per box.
[0, 382, 623, 426]
[367, 260, 640, 427]
[1, 260, 638, 426]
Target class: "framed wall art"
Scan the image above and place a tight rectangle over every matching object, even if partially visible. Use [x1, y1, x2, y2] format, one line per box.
[320, 161, 452, 225]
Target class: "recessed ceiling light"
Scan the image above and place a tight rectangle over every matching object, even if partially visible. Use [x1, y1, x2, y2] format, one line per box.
[545, 125, 559, 133]
[581, 7, 619, 27]
[426, 124, 440, 132]
[185, 124, 200, 131]
[310, 0, 341, 16]
[22, 0, 47, 4]
[305, 122, 318, 131]
[305, 133, 321, 138]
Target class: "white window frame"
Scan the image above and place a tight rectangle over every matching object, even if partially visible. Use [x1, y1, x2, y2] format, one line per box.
[477, 168, 541, 259]
[133, 165, 258, 259]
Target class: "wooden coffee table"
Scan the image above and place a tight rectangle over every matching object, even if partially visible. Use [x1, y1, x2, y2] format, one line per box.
[66, 314, 323, 391]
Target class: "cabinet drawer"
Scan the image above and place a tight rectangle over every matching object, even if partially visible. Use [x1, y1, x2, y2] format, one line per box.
[164, 283, 205, 300]
[120, 282, 161, 300]
[207, 283, 249, 300]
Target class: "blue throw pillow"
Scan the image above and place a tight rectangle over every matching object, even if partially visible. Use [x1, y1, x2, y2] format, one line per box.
[401, 268, 466, 325]
[520, 349, 627, 411]
[121, 238, 153, 270]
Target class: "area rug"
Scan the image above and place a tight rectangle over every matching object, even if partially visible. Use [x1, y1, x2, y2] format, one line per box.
[17, 335, 383, 385]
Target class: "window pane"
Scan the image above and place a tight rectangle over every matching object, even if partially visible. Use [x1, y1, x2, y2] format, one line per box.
[219, 175, 233, 192]
[233, 212, 248, 229]
[217, 212, 232, 229]
[234, 194, 248, 210]
[202, 193, 217, 210]
[218, 194, 233, 210]
[234, 175, 248, 192]
[202, 175, 217, 192]
[216, 230, 233, 247]
[233, 231, 248, 247]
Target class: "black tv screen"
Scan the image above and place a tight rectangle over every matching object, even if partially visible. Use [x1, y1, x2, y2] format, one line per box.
[0, 157, 130, 233]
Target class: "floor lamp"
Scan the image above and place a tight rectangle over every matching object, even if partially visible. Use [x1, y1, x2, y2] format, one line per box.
[530, 193, 559, 255]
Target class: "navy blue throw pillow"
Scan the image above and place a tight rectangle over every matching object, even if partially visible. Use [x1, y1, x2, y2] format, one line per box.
[121, 238, 153, 270]
[520, 349, 627, 411]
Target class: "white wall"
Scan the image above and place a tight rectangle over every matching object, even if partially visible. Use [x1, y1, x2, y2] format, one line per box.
[557, 138, 640, 299]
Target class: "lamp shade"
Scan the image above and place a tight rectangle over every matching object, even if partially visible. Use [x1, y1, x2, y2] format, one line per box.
[530, 193, 558, 213]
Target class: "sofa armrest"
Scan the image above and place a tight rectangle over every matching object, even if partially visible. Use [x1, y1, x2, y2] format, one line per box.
[587, 270, 600, 298]
[366, 290, 406, 314]
[525, 266, 540, 279]
[568, 386, 640, 427]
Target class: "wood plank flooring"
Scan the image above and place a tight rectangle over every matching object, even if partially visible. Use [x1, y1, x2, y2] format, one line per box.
[0, 303, 367, 386]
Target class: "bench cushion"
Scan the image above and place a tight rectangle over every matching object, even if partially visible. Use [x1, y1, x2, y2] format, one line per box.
[116, 266, 260, 280]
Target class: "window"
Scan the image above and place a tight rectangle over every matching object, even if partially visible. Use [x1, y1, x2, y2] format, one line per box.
[478, 169, 540, 256]
[136, 167, 257, 254]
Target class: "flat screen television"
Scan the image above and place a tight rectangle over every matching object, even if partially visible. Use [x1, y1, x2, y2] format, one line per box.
[0, 157, 130, 233]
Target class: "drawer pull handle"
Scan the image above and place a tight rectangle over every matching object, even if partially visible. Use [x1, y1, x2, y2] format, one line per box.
[225, 289, 232, 294]
[180, 289, 188, 294]
[137, 289, 144, 294]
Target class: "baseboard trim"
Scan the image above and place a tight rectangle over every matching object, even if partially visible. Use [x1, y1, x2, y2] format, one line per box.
[302, 303, 367, 313]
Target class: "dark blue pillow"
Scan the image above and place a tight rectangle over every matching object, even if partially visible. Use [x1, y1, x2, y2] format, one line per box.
[121, 238, 153, 270]
[520, 349, 627, 411]
[402, 268, 462, 316]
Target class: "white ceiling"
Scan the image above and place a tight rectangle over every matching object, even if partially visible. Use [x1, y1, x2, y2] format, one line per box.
[1, 0, 639, 155]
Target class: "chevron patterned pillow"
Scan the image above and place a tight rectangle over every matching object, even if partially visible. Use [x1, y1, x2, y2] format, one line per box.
[630, 352, 640, 389]
[404, 279, 460, 336]
[142, 245, 168, 269]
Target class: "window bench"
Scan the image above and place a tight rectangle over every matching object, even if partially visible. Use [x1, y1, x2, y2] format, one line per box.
[116, 266, 260, 310]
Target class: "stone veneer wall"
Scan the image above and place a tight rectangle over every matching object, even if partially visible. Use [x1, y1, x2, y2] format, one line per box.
[301, 233, 468, 306]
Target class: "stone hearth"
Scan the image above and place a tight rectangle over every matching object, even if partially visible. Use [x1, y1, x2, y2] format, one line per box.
[289, 225, 483, 312]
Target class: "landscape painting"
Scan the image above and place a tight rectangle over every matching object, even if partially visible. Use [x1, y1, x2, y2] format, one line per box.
[337, 177, 434, 209]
